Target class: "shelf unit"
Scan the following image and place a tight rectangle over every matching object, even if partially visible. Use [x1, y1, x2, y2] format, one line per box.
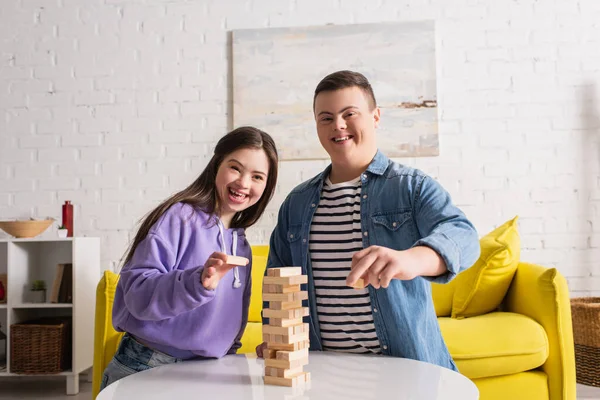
[0, 237, 100, 395]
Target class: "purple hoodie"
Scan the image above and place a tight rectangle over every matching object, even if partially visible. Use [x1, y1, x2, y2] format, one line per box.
[112, 202, 252, 359]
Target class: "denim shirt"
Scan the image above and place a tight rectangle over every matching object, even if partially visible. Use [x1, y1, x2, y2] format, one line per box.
[266, 150, 480, 371]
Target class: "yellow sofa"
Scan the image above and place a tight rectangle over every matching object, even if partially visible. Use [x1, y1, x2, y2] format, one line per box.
[93, 244, 575, 400]
[240, 247, 576, 400]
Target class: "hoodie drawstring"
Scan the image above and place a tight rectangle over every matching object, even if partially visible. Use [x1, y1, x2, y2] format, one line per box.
[217, 219, 242, 289]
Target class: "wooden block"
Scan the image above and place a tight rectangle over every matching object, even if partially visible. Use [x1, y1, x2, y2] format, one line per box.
[268, 299, 303, 310]
[263, 283, 301, 294]
[269, 317, 303, 327]
[265, 366, 304, 378]
[263, 291, 308, 302]
[349, 277, 366, 289]
[264, 349, 278, 359]
[264, 372, 309, 387]
[263, 275, 308, 286]
[265, 356, 309, 370]
[264, 331, 309, 346]
[304, 372, 311, 383]
[263, 323, 308, 336]
[226, 255, 249, 266]
[267, 339, 310, 352]
[267, 267, 302, 277]
[263, 307, 309, 319]
[275, 348, 309, 361]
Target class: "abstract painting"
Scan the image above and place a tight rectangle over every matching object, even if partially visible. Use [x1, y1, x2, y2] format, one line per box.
[232, 21, 438, 160]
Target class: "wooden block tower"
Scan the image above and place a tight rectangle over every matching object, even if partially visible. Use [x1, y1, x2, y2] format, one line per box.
[262, 267, 311, 387]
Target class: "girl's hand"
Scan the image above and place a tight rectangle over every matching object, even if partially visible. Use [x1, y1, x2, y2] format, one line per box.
[201, 252, 239, 290]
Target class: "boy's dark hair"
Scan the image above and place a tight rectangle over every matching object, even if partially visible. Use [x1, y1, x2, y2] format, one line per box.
[313, 70, 377, 110]
[122, 126, 278, 267]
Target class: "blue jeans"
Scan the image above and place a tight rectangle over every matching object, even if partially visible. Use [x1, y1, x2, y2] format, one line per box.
[100, 333, 182, 392]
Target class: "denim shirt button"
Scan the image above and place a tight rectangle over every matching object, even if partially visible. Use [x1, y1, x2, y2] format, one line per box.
[290, 234, 294, 239]
[362, 174, 367, 179]
[363, 194, 367, 199]
[311, 203, 316, 208]
[302, 239, 307, 243]
[383, 345, 388, 350]
[392, 222, 397, 227]
[373, 308, 378, 313]
[363, 231, 368, 237]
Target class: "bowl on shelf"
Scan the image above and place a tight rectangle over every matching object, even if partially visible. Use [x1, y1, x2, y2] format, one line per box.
[0, 219, 54, 238]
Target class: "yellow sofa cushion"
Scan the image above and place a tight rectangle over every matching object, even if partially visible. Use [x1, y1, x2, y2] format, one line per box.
[439, 311, 549, 379]
[248, 245, 269, 322]
[92, 270, 125, 399]
[473, 371, 549, 400]
[238, 322, 262, 354]
[431, 277, 456, 317]
[452, 216, 520, 318]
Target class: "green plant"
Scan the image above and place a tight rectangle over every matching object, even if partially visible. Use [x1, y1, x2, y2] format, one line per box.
[58, 225, 66, 229]
[31, 280, 46, 291]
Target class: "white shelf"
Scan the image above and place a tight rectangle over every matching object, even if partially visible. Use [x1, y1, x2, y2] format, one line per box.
[0, 238, 76, 243]
[0, 237, 100, 395]
[12, 303, 72, 309]
[0, 370, 73, 377]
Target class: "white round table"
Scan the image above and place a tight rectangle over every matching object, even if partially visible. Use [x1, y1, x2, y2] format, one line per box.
[97, 352, 478, 400]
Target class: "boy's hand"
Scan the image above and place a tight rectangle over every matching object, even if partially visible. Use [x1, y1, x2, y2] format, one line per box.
[347, 246, 446, 289]
[256, 342, 267, 358]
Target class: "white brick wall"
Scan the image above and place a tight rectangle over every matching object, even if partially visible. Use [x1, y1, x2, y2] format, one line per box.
[1, 0, 599, 296]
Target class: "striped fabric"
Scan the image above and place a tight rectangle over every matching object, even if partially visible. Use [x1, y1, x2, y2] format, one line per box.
[309, 177, 381, 354]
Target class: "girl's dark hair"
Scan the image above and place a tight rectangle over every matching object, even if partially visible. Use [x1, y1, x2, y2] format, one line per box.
[122, 126, 278, 267]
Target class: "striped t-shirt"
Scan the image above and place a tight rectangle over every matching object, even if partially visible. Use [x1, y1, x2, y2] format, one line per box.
[309, 176, 381, 354]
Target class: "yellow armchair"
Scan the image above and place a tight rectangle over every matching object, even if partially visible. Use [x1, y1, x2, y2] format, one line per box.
[238, 245, 269, 354]
[92, 271, 124, 399]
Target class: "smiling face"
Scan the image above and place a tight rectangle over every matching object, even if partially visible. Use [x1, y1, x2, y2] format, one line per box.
[214, 147, 270, 227]
[314, 86, 380, 176]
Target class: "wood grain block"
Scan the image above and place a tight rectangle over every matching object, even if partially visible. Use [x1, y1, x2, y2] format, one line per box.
[268, 317, 303, 327]
[267, 267, 302, 277]
[275, 348, 309, 361]
[263, 323, 308, 336]
[263, 371, 310, 387]
[267, 299, 303, 310]
[263, 291, 308, 302]
[265, 356, 308, 370]
[263, 283, 301, 294]
[226, 255, 249, 266]
[263, 275, 308, 286]
[267, 339, 310, 351]
[349, 277, 366, 289]
[263, 331, 309, 345]
[265, 366, 304, 378]
[263, 307, 309, 319]
[264, 349, 278, 359]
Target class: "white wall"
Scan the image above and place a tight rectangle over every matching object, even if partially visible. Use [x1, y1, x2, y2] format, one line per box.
[1, 0, 599, 296]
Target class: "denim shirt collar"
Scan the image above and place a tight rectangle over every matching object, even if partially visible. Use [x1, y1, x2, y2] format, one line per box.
[312, 149, 390, 185]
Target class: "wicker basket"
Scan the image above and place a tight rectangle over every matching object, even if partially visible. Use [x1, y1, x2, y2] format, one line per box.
[571, 297, 600, 387]
[10, 318, 71, 374]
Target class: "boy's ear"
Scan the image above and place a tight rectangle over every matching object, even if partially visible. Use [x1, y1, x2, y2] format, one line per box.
[373, 107, 381, 128]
